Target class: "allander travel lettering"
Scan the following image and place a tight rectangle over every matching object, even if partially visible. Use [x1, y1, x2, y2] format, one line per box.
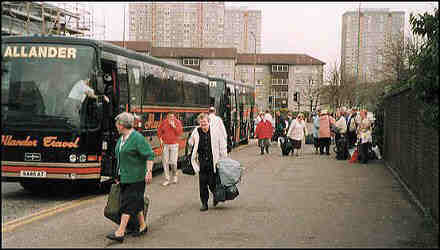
[1, 135, 80, 148]
[3, 46, 77, 59]
[1, 135, 37, 147]
[43, 136, 80, 148]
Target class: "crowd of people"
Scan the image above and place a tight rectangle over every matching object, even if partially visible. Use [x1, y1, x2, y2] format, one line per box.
[253, 107, 375, 164]
[106, 107, 375, 243]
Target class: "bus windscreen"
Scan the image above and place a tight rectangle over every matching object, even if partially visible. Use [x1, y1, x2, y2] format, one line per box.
[1, 44, 96, 129]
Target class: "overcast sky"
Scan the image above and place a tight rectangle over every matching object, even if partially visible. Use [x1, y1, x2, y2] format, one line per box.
[89, 2, 437, 71]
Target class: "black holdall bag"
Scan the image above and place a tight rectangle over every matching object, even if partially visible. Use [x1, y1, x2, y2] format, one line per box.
[104, 183, 150, 231]
[181, 132, 195, 176]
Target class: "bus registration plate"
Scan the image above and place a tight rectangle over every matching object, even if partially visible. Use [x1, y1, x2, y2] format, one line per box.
[20, 170, 47, 178]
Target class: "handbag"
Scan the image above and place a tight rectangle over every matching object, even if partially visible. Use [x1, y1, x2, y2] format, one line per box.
[214, 171, 226, 202]
[104, 183, 150, 231]
[104, 183, 121, 224]
[181, 134, 195, 176]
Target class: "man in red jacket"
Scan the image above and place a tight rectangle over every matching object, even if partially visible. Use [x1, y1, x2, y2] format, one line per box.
[157, 111, 183, 186]
[254, 117, 274, 155]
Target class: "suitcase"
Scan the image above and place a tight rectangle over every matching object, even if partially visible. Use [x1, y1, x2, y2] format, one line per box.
[280, 136, 293, 156]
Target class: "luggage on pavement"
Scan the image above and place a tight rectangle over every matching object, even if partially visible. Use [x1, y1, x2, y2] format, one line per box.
[214, 158, 243, 203]
[104, 183, 149, 232]
[180, 136, 195, 175]
[279, 136, 293, 156]
[334, 135, 349, 160]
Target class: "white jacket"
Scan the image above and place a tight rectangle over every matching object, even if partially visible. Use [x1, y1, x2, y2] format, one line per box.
[335, 116, 347, 134]
[287, 119, 308, 141]
[208, 113, 227, 140]
[188, 125, 228, 174]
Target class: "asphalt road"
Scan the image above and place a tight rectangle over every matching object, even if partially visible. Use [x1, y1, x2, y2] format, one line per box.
[2, 143, 438, 248]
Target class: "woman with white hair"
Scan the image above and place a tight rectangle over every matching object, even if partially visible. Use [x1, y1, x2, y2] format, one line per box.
[188, 113, 228, 211]
[106, 112, 155, 243]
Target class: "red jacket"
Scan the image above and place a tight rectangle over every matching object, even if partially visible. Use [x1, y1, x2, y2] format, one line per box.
[157, 118, 183, 144]
[255, 120, 273, 139]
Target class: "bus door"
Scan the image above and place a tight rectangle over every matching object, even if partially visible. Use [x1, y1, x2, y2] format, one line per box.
[99, 59, 119, 178]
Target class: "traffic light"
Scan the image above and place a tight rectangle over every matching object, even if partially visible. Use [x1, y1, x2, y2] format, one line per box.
[294, 92, 298, 102]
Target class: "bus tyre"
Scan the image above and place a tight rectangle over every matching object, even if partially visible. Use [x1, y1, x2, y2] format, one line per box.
[19, 181, 46, 193]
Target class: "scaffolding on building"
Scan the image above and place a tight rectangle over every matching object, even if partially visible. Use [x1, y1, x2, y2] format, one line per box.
[2, 1, 105, 40]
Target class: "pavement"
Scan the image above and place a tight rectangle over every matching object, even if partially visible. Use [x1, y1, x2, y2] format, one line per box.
[2, 142, 438, 248]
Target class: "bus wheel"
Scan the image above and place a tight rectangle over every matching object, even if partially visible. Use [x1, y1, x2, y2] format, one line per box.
[19, 181, 47, 193]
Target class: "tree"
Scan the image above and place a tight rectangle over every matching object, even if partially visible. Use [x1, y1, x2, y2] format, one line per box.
[300, 76, 321, 113]
[408, 8, 439, 130]
[320, 61, 357, 111]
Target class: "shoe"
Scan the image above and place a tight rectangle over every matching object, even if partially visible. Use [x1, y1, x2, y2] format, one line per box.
[172, 176, 178, 184]
[213, 199, 218, 207]
[265, 148, 270, 154]
[133, 225, 148, 237]
[162, 180, 170, 186]
[106, 232, 124, 243]
[260, 151, 264, 155]
[200, 204, 208, 211]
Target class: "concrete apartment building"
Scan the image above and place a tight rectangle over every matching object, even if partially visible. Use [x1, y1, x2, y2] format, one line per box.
[106, 41, 324, 112]
[128, 2, 261, 53]
[123, 3, 323, 112]
[341, 8, 405, 83]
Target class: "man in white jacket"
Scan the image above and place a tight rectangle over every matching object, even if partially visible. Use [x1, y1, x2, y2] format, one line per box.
[208, 107, 227, 141]
[188, 113, 228, 211]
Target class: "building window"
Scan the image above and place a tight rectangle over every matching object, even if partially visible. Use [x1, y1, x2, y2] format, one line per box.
[182, 58, 200, 66]
[272, 64, 289, 72]
[272, 78, 288, 85]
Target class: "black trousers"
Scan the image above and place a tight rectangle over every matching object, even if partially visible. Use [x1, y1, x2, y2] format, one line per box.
[319, 137, 331, 154]
[359, 142, 372, 164]
[313, 137, 319, 149]
[199, 171, 217, 205]
[346, 131, 357, 148]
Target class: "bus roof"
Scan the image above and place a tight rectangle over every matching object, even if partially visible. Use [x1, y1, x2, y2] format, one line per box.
[208, 76, 254, 89]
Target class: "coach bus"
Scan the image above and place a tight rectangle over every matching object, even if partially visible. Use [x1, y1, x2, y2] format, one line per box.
[1, 35, 255, 193]
[208, 77, 255, 149]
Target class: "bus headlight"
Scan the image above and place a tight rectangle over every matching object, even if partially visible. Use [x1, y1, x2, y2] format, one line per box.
[79, 154, 87, 162]
[69, 154, 77, 163]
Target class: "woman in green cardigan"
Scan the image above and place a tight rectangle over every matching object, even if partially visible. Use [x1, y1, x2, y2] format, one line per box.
[106, 112, 155, 243]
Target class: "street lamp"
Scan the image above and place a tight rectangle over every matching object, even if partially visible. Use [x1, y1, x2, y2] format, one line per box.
[250, 31, 257, 111]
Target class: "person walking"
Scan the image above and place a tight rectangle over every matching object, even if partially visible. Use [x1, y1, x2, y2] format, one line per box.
[106, 112, 155, 243]
[208, 107, 227, 141]
[254, 112, 265, 148]
[357, 110, 373, 164]
[312, 111, 320, 154]
[334, 108, 347, 142]
[346, 108, 358, 148]
[254, 115, 274, 155]
[157, 111, 183, 186]
[273, 111, 287, 142]
[188, 113, 228, 211]
[318, 110, 335, 155]
[286, 113, 308, 157]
